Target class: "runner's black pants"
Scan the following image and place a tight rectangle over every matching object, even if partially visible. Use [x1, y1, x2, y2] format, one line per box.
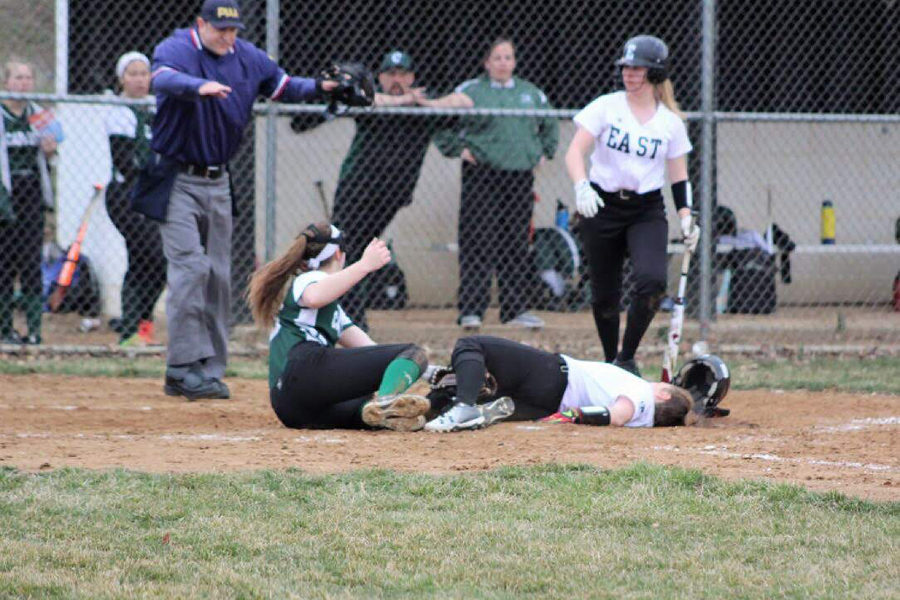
[270, 341, 421, 429]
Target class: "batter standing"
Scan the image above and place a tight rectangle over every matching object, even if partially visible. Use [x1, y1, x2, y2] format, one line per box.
[142, 0, 334, 399]
[565, 35, 699, 376]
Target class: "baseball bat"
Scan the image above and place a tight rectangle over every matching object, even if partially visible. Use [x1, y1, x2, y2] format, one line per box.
[48, 183, 105, 312]
[661, 223, 695, 383]
[314, 180, 330, 219]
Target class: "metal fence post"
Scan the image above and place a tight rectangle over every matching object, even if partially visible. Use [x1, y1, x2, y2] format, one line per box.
[264, 0, 280, 261]
[699, 0, 716, 341]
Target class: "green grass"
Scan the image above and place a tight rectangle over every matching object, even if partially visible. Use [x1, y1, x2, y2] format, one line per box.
[2, 355, 899, 394]
[0, 464, 896, 599]
[0, 356, 269, 381]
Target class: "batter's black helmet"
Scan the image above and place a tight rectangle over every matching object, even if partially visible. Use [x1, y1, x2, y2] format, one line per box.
[615, 35, 669, 84]
[672, 354, 731, 415]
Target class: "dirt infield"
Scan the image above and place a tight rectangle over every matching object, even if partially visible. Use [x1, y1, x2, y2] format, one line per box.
[0, 374, 897, 501]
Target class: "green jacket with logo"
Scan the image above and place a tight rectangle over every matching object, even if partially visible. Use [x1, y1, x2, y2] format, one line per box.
[434, 76, 558, 171]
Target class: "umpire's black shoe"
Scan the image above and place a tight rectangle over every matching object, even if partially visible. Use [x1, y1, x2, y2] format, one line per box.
[164, 368, 230, 401]
[613, 357, 642, 378]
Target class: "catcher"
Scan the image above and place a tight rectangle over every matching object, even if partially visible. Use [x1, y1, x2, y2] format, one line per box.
[424, 335, 730, 432]
[247, 222, 431, 431]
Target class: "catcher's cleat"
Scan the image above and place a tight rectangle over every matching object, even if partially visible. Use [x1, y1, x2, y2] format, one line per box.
[539, 409, 580, 424]
[480, 396, 515, 426]
[362, 394, 430, 431]
[424, 401, 485, 432]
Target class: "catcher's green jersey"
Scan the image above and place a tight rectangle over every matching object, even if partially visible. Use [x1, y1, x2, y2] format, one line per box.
[268, 270, 354, 389]
[1, 103, 41, 176]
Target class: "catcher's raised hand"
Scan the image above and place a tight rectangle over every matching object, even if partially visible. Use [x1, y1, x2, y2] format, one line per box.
[359, 238, 391, 273]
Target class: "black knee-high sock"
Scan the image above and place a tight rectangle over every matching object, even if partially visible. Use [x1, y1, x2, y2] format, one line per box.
[591, 302, 620, 362]
[619, 295, 657, 361]
[452, 355, 487, 406]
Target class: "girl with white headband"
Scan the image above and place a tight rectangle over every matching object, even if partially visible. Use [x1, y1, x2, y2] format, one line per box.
[104, 51, 166, 346]
[247, 222, 431, 431]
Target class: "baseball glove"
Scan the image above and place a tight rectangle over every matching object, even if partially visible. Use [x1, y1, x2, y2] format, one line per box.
[427, 366, 498, 405]
[317, 62, 375, 112]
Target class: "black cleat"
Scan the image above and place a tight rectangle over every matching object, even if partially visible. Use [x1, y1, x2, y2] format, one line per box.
[613, 357, 642, 377]
[164, 367, 230, 401]
[1, 330, 24, 345]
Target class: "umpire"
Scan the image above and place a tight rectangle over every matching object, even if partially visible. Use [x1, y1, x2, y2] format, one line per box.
[139, 0, 335, 400]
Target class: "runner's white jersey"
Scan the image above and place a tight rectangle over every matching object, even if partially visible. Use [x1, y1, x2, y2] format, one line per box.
[558, 355, 655, 427]
[573, 91, 692, 194]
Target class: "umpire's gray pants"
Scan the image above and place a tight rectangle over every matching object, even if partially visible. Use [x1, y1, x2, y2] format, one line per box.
[160, 172, 232, 379]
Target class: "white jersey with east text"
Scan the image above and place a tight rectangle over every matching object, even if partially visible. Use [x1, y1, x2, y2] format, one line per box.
[558, 355, 655, 427]
[573, 91, 692, 194]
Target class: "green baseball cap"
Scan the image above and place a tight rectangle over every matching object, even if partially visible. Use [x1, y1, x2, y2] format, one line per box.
[379, 50, 414, 73]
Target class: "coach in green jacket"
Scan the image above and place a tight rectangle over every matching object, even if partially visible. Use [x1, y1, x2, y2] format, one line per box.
[420, 38, 558, 330]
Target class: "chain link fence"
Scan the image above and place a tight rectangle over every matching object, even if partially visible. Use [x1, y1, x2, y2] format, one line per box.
[0, 0, 897, 353]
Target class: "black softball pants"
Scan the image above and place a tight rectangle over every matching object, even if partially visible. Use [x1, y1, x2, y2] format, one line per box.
[458, 164, 536, 322]
[270, 341, 421, 429]
[0, 175, 44, 337]
[448, 335, 568, 420]
[106, 181, 167, 338]
[331, 179, 408, 329]
[579, 188, 668, 362]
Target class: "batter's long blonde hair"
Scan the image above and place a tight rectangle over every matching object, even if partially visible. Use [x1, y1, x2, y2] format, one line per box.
[654, 79, 685, 120]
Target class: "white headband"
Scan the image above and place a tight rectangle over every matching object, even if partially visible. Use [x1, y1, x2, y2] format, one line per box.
[116, 51, 150, 79]
[306, 225, 342, 269]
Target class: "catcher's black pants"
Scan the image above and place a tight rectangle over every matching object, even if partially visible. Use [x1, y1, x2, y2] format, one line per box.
[579, 186, 668, 362]
[270, 341, 421, 429]
[331, 179, 409, 330]
[106, 181, 167, 339]
[0, 174, 44, 337]
[458, 164, 536, 322]
[447, 335, 568, 420]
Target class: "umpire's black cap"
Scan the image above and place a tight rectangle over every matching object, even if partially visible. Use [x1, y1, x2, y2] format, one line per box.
[201, 0, 246, 30]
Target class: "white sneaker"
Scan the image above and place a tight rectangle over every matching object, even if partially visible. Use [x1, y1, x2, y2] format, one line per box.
[361, 394, 430, 432]
[460, 315, 482, 330]
[481, 396, 515, 426]
[506, 311, 544, 329]
[424, 401, 485, 432]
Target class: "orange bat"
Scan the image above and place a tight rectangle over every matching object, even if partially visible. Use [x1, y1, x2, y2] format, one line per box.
[48, 183, 105, 312]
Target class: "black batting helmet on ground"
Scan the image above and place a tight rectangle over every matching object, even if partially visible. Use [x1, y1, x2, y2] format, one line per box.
[672, 354, 731, 415]
[615, 35, 669, 84]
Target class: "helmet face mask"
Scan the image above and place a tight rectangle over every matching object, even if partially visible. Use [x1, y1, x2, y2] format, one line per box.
[616, 35, 669, 84]
[672, 354, 731, 413]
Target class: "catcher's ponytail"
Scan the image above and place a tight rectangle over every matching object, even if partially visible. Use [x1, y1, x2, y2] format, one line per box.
[247, 221, 332, 328]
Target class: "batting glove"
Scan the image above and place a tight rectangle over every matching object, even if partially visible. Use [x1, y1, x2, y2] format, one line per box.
[681, 215, 700, 253]
[574, 180, 604, 218]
